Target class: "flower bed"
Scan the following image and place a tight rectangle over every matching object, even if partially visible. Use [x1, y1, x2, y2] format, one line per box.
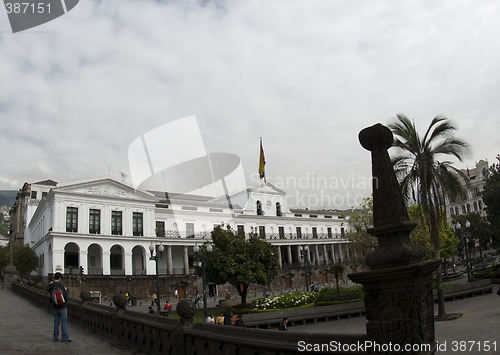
[251, 291, 318, 310]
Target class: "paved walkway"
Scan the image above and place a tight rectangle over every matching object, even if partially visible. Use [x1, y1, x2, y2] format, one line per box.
[289, 287, 500, 355]
[1, 279, 499, 354]
[0, 284, 145, 354]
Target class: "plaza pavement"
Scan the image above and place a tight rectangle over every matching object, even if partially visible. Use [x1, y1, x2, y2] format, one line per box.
[0, 284, 146, 355]
[288, 285, 500, 355]
[1, 279, 499, 354]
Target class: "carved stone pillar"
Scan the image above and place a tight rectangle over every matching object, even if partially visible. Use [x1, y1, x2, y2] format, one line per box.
[348, 123, 438, 354]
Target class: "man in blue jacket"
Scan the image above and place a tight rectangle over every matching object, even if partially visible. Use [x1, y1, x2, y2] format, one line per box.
[48, 272, 70, 342]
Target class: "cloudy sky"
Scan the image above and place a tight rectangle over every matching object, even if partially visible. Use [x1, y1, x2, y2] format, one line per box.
[0, 0, 498, 210]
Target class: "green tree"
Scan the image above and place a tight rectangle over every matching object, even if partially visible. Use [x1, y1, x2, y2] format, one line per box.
[389, 114, 470, 319]
[408, 205, 460, 261]
[483, 154, 500, 247]
[12, 244, 39, 276]
[346, 196, 377, 265]
[202, 225, 279, 307]
[0, 244, 38, 277]
[329, 264, 345, 293]
[0, 245, 9, 269]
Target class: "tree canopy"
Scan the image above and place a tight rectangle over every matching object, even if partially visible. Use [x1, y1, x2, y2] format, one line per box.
[407, 205, 459, 260]
[201, 225, 279, 306]
[346, 196, 377, 265]
[0, 244, 38, 277]
[483, 154, 500, 247]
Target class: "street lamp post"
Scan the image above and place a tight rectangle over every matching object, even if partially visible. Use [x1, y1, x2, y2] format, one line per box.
[149, 242, 164, 314]
[465, 220, 475, 280]
[299, 245, 309, 291]
[193, 242, 213, 319]
[456, 222, 471, 282]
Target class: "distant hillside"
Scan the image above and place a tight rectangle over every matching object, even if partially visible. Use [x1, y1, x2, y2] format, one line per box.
[0, 190, 17, 207]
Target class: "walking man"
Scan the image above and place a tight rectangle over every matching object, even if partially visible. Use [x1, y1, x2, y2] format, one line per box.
[49, 272, 70, 342]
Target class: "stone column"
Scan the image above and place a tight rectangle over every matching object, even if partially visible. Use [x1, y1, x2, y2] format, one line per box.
[124, 251, 133, 276]
[338, 244, 343, 263]
[314, 244, 320, 266]
[287, 245, 293, 265]
[349, 123, 438, 355]
[323, 244, 328, 265]
[79, 250, 88, 275]
[183, 246, 190, 275]
[167, 245, 173, 275]
[276, 245, 283, 269]
[102, 251, 111, 275]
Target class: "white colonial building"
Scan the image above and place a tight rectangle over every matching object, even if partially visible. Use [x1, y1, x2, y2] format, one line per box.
[446, 159, 489, 222]
[20, 177, 351, 294]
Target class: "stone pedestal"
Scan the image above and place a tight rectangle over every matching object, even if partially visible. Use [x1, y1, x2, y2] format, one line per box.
[3, 264, 19, 288]
[350, 260, 439, 354]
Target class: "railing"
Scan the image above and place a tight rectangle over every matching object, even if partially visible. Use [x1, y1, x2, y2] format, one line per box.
[88, 268, 103, 275]
[155, 231, 345, 240]
[12, 282, 367, 354]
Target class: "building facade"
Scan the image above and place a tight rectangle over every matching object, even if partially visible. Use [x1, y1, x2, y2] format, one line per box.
[16, 177, 352, 298]
[446, 160, 489, 222]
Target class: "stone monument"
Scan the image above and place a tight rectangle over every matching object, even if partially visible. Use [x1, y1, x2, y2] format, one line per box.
[349, 123, 439, 354]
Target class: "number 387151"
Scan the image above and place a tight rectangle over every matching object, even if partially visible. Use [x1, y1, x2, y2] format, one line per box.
[5, 2, 52, 14]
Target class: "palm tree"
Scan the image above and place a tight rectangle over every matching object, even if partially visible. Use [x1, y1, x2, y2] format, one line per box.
[388, 114, 470, 319]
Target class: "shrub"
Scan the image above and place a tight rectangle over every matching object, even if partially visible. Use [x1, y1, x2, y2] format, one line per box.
[316, 286, 363, 303]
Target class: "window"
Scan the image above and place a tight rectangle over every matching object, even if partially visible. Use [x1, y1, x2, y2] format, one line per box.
[296, 227, 302, 239]
[327, 227, 332, 238]
[257, 201, 264, 215]
[156, 221, 165, 237]
[89, 209, 100, 234]
[312, 227, 318, 238]
[42, 191, 47, 199]
[133, 212, 143, 236]
[186, 223, 195, 238]
[111, 211, 122, 235]
[341, 227, 345, 237]
[473, 201, 478, 211]
[455, 206, 459, 215]
[450, 207, 454, 216]
[237, 225, 245, 235]
[276, 202, 282, 216]
[279, 226, 285, 239]
[66, 207, 78, 232]
[259, 226, 266, 239]
[31, 190, 37, 199]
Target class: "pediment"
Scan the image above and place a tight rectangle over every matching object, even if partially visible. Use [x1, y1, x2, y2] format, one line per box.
[53, 178, 158, 202]
[249, 182, 286, 196]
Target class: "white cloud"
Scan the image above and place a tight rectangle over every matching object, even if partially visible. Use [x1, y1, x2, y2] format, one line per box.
[0, 0, 499, 208]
